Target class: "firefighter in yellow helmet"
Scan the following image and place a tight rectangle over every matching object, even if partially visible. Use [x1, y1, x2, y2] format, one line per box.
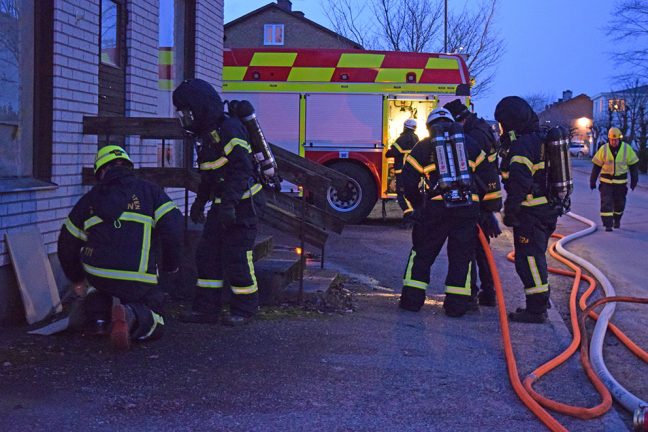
[385, 118, 419, 225]
[590, 127, 639, 231]
[57, 146, 183, 351]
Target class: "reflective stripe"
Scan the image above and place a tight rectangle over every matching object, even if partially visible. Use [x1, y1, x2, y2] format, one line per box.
[423, 163, 436, 173]
[525, 284, 549, 295]
[84, 216, 103, 231]
[613, 211, 623, 215]
[471, 194, 480, 202]
[65, 218, 87, 241]
[404, 197, 413, 212]
[600, 212, 614, 216]
[391, 142, 403, 153]
[200, 157, 228, 170]
[197, 279, 224, 288]
[487, 152, 498, 163]
[600, 177, 628, 184]
[521, 195, 548, 206]
[82, 263, 157, 284]
[501, 171, 509, 179]
[511, 155, 533, 171]
[394, 169, 402, 174]
[154, 201, 177, 224]
[469, 151, 486, 171]
[403, 250, 427, 290]
[242, 183, 263, 199]
[483, 190, 502, 201]
[224, 138, 251, 155]
[406, 156, 425, 174]
[445, 262, 472, 296]
[138, 311, 165, 340]
[119, 212, 153, 225]
[115, 212, 154, 274]
[525, 256, 550, 294]
[232, 251, 258, 295]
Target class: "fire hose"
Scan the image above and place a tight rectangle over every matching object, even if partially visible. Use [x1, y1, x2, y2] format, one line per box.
[479, 211, 648, 431]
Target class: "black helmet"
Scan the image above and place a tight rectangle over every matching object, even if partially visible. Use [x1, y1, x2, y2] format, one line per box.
[494, 96, 539, 134]
[172, 79, 224, 134]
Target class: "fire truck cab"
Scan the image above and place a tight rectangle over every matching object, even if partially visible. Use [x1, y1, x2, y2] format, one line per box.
[222, 48, 471, 223]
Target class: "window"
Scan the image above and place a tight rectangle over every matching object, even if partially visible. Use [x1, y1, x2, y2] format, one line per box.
[0, 0, 53, 186]
[101, 0, 120, 67]
[264, 24, 284, 46]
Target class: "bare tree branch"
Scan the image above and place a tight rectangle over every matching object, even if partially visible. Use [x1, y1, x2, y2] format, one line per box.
[607, 0, 648, 80]
[323, 0, 503, 96]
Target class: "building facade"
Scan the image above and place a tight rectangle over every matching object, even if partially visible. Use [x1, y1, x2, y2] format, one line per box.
[224, 0, 362, 50]
[539, 90, 593, 146]
[591, 85, 648, 150]
[0, 0, 224, 323]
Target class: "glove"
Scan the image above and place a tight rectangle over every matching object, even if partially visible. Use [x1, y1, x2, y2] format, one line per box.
[190, 199, 206, 224]
[479, 212, 502, 238]
[589, 181, 596, 190]
[502, 208, 521, 228]
[631, 178, 638, 191]
[216, 204, 236, 226]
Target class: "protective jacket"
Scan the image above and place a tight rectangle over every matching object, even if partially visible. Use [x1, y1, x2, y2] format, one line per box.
[58, 166, 183, 285]
[196, 115, 265, 223]
[463, 114, 502, 212]
[386, 129, 419, 174]
[590, 142, 639, 187]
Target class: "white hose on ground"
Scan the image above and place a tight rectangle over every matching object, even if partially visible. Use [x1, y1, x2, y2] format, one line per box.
[554, 211, 647, 412]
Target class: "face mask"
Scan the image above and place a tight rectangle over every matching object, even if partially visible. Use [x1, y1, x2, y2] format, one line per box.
[176, 108, 195, 131]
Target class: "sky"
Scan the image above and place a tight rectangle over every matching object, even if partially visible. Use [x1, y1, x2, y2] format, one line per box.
[224, 0, 622, 120]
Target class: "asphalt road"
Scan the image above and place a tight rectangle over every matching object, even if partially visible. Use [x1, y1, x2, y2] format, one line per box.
[0, 158, 645, 431]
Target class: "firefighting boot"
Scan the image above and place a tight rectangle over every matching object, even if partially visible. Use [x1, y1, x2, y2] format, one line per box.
[478, 289, 496, 307]
[508, 308, 547, 324]
[613, 219, 621, 229]
[110, 304, 136, 351]
[222, 313, 253, 327]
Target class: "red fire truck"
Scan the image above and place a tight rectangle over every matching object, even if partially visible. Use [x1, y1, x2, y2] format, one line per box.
[222, 48, 471, 223]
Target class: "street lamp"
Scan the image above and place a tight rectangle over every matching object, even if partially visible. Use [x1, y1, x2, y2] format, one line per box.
[576, 117, 591, 129]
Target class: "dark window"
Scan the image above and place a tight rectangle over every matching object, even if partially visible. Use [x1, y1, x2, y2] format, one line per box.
[0, 0, 54, 190]
[101, 0, 120, 67]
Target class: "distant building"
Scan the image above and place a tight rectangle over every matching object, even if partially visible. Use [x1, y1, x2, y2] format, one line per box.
[225, 0, 362, 50]
[539, 90, 593, 146]
[591, 85, 648, 150]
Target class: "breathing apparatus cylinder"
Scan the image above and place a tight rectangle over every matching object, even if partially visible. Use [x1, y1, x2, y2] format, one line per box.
[228, 100, 281, 190]
[430, 123, 472, 207]
[545, 125, 573, 214]
[634, 406, 648, 432]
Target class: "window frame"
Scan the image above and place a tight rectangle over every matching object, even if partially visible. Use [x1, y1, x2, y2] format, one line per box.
[0, 0, 55, 193]
[263, 23, 285, 46]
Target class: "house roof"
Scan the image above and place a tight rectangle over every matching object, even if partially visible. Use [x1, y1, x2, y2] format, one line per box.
[224, 2, 363, 49]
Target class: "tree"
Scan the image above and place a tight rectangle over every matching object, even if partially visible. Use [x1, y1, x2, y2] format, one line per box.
[523, 92, 554, 114]
[607, 0, 648, 80]
[323, 0, 504, 96]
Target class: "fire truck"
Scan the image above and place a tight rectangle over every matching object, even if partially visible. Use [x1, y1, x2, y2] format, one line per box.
[222, 48, 472, 223]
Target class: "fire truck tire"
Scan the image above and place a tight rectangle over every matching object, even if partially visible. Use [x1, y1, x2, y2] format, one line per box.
[323, 161, 377, 224]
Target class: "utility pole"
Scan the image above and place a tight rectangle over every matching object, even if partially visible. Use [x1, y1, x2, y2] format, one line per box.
[444, 0, 448, 53]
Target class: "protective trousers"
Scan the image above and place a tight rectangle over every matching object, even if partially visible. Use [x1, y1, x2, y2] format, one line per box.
[512, 208, 557, 314]
[599, 183, 628, 228]
[194, 206, 259, 317]
[84, 275, 166, 341]
[473, 225, 494, 296]
[395, 176, 413, 217]
[400, 203, 478, 312]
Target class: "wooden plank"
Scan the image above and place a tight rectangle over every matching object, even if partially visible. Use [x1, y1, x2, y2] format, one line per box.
[261, 203, 329, 249]
[83, 117, 185, 138]
[5, 228, 61, 324]
[264, 190, 344, 234]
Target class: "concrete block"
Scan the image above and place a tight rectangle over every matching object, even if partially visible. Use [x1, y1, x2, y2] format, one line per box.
[282, 268, 339, 303]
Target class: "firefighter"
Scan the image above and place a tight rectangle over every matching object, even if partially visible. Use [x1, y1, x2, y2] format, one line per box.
[590, 127, 639, 231]
[386, 118, 419, 225]
[398, 108, 492, 317]
[495, 96, 558, 324]
[444, 99, 502, 307]
[173, 78, 265, 326]
[57, 146, 183, 351]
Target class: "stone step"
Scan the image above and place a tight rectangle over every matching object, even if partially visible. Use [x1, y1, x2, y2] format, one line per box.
[255, 250, 304, 305]
[281, 268, 339, 303]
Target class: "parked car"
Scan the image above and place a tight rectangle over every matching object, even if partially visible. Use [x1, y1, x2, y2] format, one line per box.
[569, 141, 589, 157]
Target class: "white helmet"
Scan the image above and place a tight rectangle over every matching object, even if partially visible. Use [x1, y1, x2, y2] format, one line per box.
[404, 119, 417, 130]
[427, 108, 454, 125]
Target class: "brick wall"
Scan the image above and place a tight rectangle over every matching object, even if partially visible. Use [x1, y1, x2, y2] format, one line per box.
[0, 0, 224, 323]
[225, 8, 359, 49]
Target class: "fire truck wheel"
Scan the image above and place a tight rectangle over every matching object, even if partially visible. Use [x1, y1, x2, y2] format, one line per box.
[324, 161, 377, 224]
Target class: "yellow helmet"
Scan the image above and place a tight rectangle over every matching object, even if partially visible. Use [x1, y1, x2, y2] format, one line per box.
[608, 127, 622, 140]
[94, 145, 132, 174]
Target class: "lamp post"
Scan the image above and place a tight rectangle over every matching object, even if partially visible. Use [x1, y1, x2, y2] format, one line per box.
[444, 0, 448, 53]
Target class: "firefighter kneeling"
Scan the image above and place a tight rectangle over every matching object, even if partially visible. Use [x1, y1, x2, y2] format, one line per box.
[173, 79, 266, 326]
[398, 108, 499, 317]
[58, 146, 183, 351]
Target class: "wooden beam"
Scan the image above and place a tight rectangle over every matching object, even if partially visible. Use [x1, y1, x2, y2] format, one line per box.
[264, 191, 344, 234]
[83, 116, 185, 138]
